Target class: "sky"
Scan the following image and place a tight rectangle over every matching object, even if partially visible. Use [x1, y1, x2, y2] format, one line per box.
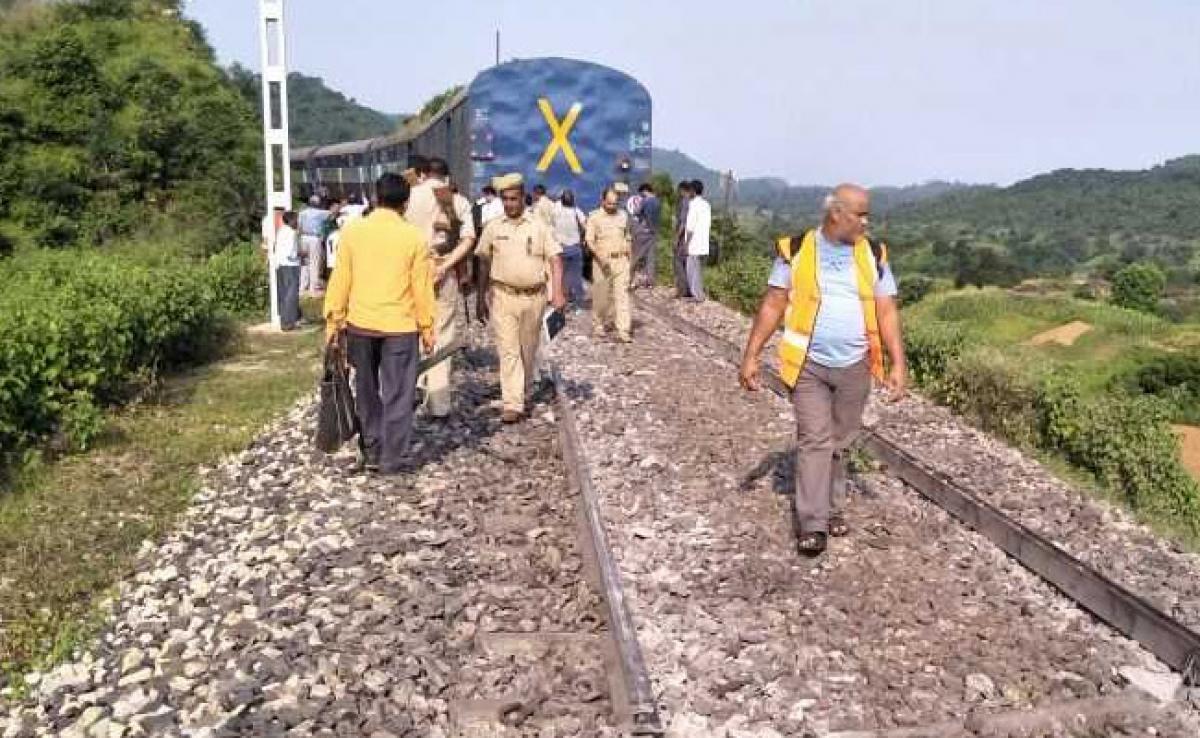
[184, 0, 1200, 187]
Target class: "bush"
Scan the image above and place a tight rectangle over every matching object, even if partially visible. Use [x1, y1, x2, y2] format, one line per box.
[1111, 261, 1166, 313]
[905, 324, 1200, 534]
[206, 247, 268, 317]
[899, 274, 936, 305]
[0, 247, 259, 472]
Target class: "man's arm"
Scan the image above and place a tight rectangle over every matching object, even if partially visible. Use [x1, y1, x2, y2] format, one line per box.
[322, 235, 352, 343]
[583, 213, 597, 254]
[549, 254, 566, 310]
[411, 237, 437, 352]
[875, 295, 907, 398]
[474, 223, 494, 322]
[738, 287, 788, 391]
[438, 203, 476, 276]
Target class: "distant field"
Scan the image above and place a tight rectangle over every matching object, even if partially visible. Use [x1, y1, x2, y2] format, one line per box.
[904, 287, 1200, 397]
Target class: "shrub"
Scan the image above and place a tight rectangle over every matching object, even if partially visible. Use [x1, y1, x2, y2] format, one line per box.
[899, 274, 936, 305]
[205, 246, 268, 317]
[0, 247, 259, 472]
[1111, 261, 1166, 313]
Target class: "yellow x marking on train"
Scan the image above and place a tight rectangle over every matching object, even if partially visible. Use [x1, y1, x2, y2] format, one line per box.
[536, 98, 583, 174]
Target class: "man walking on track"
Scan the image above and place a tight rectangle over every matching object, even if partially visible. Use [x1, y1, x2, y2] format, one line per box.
[631, 183, 661, 288]
[299, 195, 330, 294]
[422, 177, 476, 419]
[585, 186, 634, 342]
[738, 184, 908, 555]
[683, 179, 711, 301]
[475, 173, 566, 424]
[324, 173, 436, 475]
[673, 180, 692, 298]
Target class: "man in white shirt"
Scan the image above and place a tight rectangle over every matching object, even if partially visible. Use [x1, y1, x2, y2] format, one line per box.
[684, 179, 711, 301]
[272, 210, 302, 330]
[478, 185, 503, 226]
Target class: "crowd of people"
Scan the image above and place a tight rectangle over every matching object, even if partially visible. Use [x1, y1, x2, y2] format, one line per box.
[263, 160, 906, 556]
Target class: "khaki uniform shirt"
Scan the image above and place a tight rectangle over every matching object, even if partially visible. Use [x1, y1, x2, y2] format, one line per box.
[585, 208, 632, 259]
[476, 210, 562, 289]
[533, 197, 556, 229]
[431, 193, 477, 269]
[404, 180, 440, 244]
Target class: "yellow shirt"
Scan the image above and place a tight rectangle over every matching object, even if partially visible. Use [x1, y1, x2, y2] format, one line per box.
[323, 208, 435, 340]
[476, 210, 562, 289]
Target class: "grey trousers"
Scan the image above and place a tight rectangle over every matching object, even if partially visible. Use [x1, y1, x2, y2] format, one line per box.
[792, 359, 872, 534]
[632, 225, 656, 284]
[347, 331, 419, 473]
[276, 265, 301, 328]
[673, 243, 690, 297]
[301, 235, 323, 291]
[685, 255, 707, 301]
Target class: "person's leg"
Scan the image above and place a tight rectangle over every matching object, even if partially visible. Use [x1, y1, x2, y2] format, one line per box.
[347, 333, 384, 466]
[563, 245, 584, 305]
[829, 360, 873, 531]
[592, 258, 614, 334]
[424, 276, 460, 418]
[304, 236, 323, 292]
[673, 242, 690, 297]
[492, 289, 525, 415]
[792, 364, 836, 535]
[611, 256, 633, 341]
[686, 255, 707, 301]
[518, 293, 547, 408]
[643, 230, 657, 286]
[279, 266, 301, 328]
[378, 333, 419, 472]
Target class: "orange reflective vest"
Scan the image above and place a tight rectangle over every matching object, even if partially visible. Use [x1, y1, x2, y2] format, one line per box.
[776, 230, 886, 388]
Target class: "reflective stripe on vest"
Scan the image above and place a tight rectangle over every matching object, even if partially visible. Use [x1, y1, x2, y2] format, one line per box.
[776, 230, 885, 388]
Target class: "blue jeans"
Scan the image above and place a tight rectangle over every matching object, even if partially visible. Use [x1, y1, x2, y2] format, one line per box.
[561, 243, 585, 305]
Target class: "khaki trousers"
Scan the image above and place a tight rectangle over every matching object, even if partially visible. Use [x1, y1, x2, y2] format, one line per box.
[492, 287, 545, 413]
[592, 254, 631, 338]
[422, 274, 461, 417]
[792, 359, 872, 534]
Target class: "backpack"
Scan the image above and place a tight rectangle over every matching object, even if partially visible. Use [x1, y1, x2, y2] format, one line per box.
[782, 231, 888, 277]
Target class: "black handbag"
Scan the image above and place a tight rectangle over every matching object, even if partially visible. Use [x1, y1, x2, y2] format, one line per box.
[315, 343, 360, 453]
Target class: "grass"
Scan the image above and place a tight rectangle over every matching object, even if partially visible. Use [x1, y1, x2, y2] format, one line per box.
[0, 307, 323, 690]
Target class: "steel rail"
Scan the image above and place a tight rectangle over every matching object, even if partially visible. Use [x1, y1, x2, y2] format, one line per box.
[634, 295, 1200, 686]
[550, 364, 664, 734]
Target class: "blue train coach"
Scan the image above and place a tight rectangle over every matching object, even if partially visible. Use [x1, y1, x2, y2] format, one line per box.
[291, 58, 652, 209]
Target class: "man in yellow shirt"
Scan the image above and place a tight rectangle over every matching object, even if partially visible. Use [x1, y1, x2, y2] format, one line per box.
[324, 173, 436, 474]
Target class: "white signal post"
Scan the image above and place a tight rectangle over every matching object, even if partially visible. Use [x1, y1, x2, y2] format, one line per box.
[258, 0, 293, 329]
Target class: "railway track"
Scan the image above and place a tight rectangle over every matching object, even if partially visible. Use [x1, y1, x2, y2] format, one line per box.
[0, 333, 659, 737]
[541, 295, 1200, 735]
[632, 294, 1200, 690]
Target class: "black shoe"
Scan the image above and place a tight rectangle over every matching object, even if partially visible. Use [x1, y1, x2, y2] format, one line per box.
[797, 531, 828, 557]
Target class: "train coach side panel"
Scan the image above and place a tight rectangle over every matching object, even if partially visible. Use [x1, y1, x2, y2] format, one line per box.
[467, 59, 652, 208]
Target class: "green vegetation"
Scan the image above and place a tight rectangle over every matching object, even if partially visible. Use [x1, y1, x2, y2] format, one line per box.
[903, 289, 1200, 539]
[0, 322, 322, 686]
[1112, 261, 1167, 314]
[0, 246, 268, 477]
[0, 0, 259, 252]
[226, 67, 407, 148]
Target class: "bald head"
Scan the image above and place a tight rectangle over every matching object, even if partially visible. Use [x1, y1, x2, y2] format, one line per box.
[822, 182, 871, 244]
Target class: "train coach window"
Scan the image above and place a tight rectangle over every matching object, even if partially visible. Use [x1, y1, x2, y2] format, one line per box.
[269, 82, 283, 130]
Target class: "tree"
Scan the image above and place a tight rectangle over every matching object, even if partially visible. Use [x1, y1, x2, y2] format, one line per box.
[1111, 262, 1166, 313]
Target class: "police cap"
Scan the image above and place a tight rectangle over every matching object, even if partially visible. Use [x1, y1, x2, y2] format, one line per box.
[492, 173, 524, 192]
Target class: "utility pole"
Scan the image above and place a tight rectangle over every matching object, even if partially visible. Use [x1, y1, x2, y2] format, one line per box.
[258, 0, 292, 329]
[495, 30, 500, 66]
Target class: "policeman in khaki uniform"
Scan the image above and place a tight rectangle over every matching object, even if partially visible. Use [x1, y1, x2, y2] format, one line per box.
[585, 186, 634, 342]
[476, 173, 567, 423]
[420, 178, 476, 418]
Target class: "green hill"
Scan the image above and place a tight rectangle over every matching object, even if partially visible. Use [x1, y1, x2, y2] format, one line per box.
[225, 65, 407, 148]
[892, 156, 1200, 240]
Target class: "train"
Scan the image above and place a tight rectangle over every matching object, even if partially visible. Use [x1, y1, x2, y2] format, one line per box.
[290, 57, 653, 209]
